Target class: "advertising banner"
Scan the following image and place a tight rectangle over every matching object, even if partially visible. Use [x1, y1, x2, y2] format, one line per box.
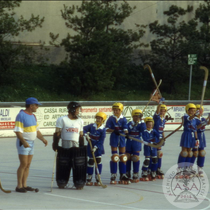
[0, 104, 209, 137]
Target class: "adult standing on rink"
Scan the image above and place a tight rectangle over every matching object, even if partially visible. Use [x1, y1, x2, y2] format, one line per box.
[52, 102, 86, 190]
[14, 97, 48, 193]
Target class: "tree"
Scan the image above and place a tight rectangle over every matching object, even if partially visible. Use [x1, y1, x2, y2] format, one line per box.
[195, 0, 210, 67]
[146, 5, 198, 94]
[50, 0, 147, 96]
[0, 0, 44, 86]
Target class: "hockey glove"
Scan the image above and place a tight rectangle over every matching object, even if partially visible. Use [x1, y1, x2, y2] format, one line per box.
[195, 139, 199, 148]
[92, 146, 97, 153]
[125, 133, 129, 139]
[52, 132, 60, 151]
[159, 97, 165, 105]
[114, 129, 120, 135]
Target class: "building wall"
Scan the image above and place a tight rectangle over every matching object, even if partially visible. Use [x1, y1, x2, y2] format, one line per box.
[11, 1, 203, 64]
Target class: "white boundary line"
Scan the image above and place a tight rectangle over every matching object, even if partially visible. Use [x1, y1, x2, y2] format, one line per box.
[45, 193, 146, 210]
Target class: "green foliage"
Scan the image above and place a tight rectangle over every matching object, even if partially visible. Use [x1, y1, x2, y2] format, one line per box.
[50, 0, 147, 96]
[194, 0, 210, 66]
[0, 0, 45, 86]
[146, 5, 201, 94]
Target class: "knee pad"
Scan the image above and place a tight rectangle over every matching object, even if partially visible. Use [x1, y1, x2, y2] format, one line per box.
[111, 154, 119, 162]
[126, 153, 131, 161]
[188, 150, 193, 158]
[88, 158, 94, 167]
[143, 158, 150, 167]
[180, 151, 188, 157]
[157, 150, 163, 158]
[131, 155, 139, 162]
[96, 156, 102, 164]
[120, 154, 127, 163]
[151, 156, 158, 164]
[199, 150, 206, 157]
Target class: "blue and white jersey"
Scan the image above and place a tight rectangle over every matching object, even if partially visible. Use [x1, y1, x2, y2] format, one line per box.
[195, 117, 206, 133]
[83, 123, 106, 154]
[127, 120, 146, 139]
[106, 114, 128, 141]
[153, 113, 166, 138]
[195, 116, 207, 148]
[183, 115, 197, 132]
[180, 115, 197, 148]
[142, 129, 159, 144]
[14, 110, 39, 141]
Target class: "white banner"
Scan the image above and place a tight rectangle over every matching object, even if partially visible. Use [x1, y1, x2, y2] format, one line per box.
[0, 105, 210, 137]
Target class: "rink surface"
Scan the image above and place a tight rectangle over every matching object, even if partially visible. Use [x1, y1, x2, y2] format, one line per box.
[0, 131, 210, 210]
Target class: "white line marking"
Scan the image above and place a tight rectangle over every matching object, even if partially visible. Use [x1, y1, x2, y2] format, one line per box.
[45, 193, 145, 209]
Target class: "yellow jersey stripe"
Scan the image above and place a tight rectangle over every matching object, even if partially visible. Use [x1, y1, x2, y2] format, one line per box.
[23, 125, 38, 133]
[15, 121, 24, 129]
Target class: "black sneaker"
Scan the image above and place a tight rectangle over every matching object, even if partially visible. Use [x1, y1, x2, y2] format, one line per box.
[15, 187, 27, 193]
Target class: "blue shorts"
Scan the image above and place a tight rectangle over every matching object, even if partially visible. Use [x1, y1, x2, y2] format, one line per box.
[87, 144, 103, 157]
[109, 135, 126, 148]
[16, 139, 35, 155]
[180, 131, 195, 148]
[126, 139, 141, 153]
[143, 145, 157, 157]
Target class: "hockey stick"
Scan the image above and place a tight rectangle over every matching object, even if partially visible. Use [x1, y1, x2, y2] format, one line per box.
[200, 66, 209, 107]
[50, 150, 57, 192]
[86, 135, 107, 189]
[144, 64, 162, 98]
[0, 178, 11, 193]
[163, 124, 183, 140]
[120, 134, 165, 149]
[142, 79, 162, 113]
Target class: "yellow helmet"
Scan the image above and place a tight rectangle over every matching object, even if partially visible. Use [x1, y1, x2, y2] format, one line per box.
[185, 103, 196, 113]
[112, 102, 123, 111]
[160, 104, 167, 111]
[144, 117, 154, 124]
[95, 112, 107, 122]
[196, 104, 204, 111]
[132, 109, 142, 117]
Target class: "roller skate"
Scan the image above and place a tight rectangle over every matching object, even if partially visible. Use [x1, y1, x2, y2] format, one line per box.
[147, 169, 152, 180]
[118, 173, 130, 184]
[156, 168, 164, 179]
[110, 173, 117, 184]
[131, 173, 139, 183]
[175, 167, 183, 179]
[140, 170, 149, 181]
[149, 171, 156, 181]
[94, 177, 102, 186]
[126, 171, 132, 184]
[197, 167, 204, 177]
[183, 167, 193, 179]
[189, 166, 197, 177]
[86, 175, 93, 186]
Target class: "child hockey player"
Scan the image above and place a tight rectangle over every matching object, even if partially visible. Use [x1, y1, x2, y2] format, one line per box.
[176, 103, 198, 179]
[191, 105, 209, 177]
[153, 98, 166, 178]
[84, 112, 107, 186]
[126, 109, 146, 183]
[141, 117, 159, 181]
[106, 102, 129, 184]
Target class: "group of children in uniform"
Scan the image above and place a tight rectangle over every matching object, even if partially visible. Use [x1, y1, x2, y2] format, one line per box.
[84, 99, 209, 186]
